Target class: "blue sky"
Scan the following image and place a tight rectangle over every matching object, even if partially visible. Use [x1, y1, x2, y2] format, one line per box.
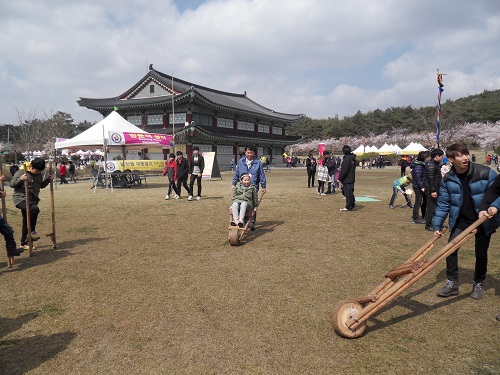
[0, 0, 499, 125]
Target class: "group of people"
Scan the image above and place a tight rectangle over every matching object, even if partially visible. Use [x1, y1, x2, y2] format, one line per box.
[58, 161, 77, 184]
[305, 146, 357, 211]
[389, 149, 446, 229]
[389, 144, 500, 303]
[1, 158, 52, 259]
[162, 147, 205, 201]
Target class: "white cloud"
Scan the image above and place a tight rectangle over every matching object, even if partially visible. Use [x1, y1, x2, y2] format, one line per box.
[0, 0, 499, 126]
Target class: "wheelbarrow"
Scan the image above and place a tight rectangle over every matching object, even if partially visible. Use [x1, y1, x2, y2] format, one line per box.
[331, 216, 489, 338]
[228, 192, 265, 246]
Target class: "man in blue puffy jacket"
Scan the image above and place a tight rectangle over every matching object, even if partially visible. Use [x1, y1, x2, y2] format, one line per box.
[433, 144, 499, 299]
[232, 146, 266, 230]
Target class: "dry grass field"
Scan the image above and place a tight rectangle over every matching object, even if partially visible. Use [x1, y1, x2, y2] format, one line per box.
[0, 166, 499, 374]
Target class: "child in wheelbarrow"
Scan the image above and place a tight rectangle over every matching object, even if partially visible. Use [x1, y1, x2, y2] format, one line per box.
[231, 173, 258, 227]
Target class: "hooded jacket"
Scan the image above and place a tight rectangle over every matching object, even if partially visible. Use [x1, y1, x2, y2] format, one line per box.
[432, 163, 500, 234]
[338, 153, 356, 184]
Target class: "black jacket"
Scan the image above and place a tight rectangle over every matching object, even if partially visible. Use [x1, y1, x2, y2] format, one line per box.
[324, 156, 337, 175]
[425, 159, 442, 194]
[306, 157, 317, 173]
[189, 154, 205, 174]
[339, 153, 356, 183]
[176, 158, 189, 180]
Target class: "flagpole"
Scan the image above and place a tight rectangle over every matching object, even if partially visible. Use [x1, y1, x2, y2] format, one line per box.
[171, 74, 175, 153]
[436, 69, 446, 149]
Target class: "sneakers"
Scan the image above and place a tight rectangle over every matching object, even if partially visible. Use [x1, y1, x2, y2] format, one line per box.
[188, 195, 193, 201]
[425, 226, 434, 231]
[320, 193, 326, 196]
[389, 204, 395, 209]
[165, 195, 170, 200]
[31, 231, 40, 241]
[470, 282, 485, 299]
[174, 195, 180, 200]
[340, 208, 349, 211]
[196, 196, 201, 201]
[412, 218, 426, 224]
[437, 280, 459, 297]
[20, 244, 36, 250]
[407, 203, 414, 208]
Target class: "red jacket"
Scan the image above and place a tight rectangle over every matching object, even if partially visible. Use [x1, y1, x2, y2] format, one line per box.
[59, 164, 67, 176]
[162, 160, 177, 181]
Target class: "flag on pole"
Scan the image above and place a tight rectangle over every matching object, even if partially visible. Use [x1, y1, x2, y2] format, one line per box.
[113, 106, 119, 111]
[435, 70, 444, 147]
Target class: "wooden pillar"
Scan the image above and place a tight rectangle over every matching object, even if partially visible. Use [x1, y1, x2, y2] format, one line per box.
[186, 144, 193, 161]
[163, 114, 167, 129]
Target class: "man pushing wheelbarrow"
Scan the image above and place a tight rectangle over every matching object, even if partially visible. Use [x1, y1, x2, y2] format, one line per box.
[232, 146, 266, 231]
[332, 144, 499, 338]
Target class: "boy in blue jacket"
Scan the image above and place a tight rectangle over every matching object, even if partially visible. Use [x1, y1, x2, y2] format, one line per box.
[433, 144, 500, 299]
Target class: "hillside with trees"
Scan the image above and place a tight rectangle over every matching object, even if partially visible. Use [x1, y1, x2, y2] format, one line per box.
[285, 89, 500, 155]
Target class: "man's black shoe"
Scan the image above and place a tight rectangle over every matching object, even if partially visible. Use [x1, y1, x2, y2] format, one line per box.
[7, 248, 25, 257]
[250, 227, 256, 231]
[425, 226, 434, 231]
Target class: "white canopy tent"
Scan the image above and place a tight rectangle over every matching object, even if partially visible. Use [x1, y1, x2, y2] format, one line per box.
[401, 142, 428, 155]
[55, 111, 147, 150]
[353, 145, 366, 155]
[377, 143, 396, 155]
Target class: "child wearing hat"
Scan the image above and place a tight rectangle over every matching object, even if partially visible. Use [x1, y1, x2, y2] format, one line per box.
[162, 153, 180, 200]
[231, 173, 258, 227]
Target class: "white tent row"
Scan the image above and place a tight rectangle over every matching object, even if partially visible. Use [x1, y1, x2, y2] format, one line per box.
[352, 142, 427, 155]
[400, 142, 428, 154]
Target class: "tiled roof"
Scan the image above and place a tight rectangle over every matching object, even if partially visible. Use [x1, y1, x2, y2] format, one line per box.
[174, 124, 302, 145]
[78, 67, 302, 123]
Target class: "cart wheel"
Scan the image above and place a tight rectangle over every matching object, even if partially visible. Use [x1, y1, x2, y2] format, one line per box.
[229, 228, 240, 246]
[331, 300, 366, 338]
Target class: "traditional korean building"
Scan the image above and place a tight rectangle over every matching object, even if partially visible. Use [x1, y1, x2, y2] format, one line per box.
[78, 65, 303, 167]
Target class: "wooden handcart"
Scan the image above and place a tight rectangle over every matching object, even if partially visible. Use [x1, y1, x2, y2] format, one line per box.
[228, 192, 264, 246]
[331, 216, 489, 338]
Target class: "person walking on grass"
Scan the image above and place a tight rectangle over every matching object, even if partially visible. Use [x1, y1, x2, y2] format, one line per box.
[433, 143, 499, 300]
[10, 158, 53, 249]
[176, 151, 191, 198]
[188, 146, 205, 201]
[162, 153, 179, 200]
[338, 145, 356, 211]
[68, 160, 77, 183]
[59, 161, 69, 184]
[232, 146, 266, 230]
[478, 174, 500, 320]
[424, 148, 444, 231]
[410, 151, 429, 224]
[231, 173, 258, 227]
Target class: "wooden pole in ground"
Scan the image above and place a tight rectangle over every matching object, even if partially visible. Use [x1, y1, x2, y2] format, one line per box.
[47, 161, 57, 249]
[23, 163, 33, 256]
